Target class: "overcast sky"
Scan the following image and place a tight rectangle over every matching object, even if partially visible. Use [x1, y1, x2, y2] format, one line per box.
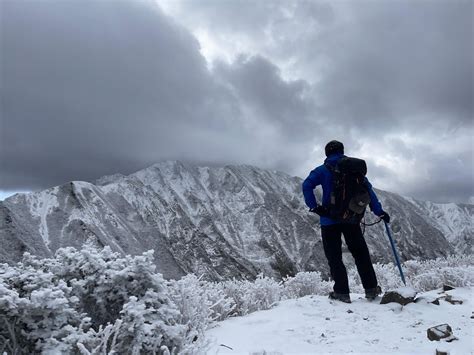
[1, 0, 472, 203]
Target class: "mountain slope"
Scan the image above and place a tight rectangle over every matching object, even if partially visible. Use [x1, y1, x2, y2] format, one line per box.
[407, 198, 473, 255]
[1, 161, 471, 280]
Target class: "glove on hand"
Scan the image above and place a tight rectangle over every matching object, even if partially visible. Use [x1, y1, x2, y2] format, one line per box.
[380, 211, 390, 223]
[310, 205, 330, 217]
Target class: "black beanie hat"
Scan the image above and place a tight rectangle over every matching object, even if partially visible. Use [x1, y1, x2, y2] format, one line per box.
[325, 140, 344, 157]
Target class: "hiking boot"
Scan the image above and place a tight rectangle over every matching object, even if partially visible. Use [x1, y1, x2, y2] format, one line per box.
[328, 291, 351, 303]
[365, 286, 382, 300]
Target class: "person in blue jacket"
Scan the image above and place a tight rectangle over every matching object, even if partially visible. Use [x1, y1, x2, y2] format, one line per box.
[302, 140, 390, 303]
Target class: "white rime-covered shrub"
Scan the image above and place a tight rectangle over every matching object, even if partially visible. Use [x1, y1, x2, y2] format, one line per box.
[24, 244, 171, 328]
[371, 255, 474, 291]
[114, 290, 185, 354]
[409, 266, 474, 292]
[168, 275, 235, 324]
[0, 264, 88, 354]
[282, 272, 332, 299]
[221, 274, 282, 316]
[0, 243, 192, 354]
[167, 275, 235, 353]
[372, 262, 404, 290]
[203, 281, 236, 322]
[346, 267, 364, 293]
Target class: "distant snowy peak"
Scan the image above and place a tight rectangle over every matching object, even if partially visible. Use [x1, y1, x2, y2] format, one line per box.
[1, 161, 472, 280]
[407, 198, 473, 254]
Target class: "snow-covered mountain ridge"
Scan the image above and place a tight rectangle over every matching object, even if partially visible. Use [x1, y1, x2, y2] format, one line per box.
[1, 161, 472, 280]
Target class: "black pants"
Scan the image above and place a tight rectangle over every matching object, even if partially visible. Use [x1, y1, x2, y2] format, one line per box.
[321, 223, 377, 294]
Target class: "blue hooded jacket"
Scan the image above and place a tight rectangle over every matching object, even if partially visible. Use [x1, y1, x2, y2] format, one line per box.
[302, 153, 384, 226]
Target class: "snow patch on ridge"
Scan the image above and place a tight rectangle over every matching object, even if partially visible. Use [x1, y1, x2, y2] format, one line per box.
[208, 288, 473, 354]
[26, 187, 59, 247]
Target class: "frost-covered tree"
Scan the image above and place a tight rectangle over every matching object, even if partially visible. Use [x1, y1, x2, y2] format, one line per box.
[0, 264, 88, 354]
[0, 243, 194, 354]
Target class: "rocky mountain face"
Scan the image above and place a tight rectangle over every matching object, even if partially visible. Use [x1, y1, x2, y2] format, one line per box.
[1, 161, 472, 280]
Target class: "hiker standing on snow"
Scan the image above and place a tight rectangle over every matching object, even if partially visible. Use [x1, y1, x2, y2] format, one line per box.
[302, 140, 390, 303]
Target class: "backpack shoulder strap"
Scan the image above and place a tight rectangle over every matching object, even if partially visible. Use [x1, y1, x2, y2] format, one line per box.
[324, 162, 337, 173]
[324, 163, 335, 173]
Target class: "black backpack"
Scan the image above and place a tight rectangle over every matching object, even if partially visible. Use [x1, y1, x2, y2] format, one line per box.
[325, 157, 371, 221]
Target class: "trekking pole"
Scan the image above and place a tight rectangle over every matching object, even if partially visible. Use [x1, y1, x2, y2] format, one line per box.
[384, 221, 406, 286]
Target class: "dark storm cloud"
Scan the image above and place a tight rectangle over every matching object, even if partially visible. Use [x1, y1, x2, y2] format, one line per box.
[389, 149, 473, 204]
[1, 0, 210, 188]
[172, 0, 473, 131]
[311, 0, 473, 132]
[213, 55, 313, 136]
[0, 0, 313, 191]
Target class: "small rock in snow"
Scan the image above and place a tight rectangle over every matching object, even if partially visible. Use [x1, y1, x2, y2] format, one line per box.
[444, 295, 463, 305]
[427, 324, 457, 342]
[442, 284, 455, 291]
[380, 287, 417, 306]
[415, 295, 439, 305]
[347, 309, 354, 314]
[435, 350, 449, 355]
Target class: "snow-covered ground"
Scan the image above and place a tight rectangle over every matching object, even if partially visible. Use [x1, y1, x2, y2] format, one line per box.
[207, 288, 473, 355]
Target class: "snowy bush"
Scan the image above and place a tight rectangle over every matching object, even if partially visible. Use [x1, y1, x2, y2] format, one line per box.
[112, 290, 184, 354]
[372, 263, 404, 290]
[346, 267, 364, 293]
[282, 272, 332, 299]
[0, 262, 91, 354]
[405, 256, 474, 292]
[362, 255, 474, 292]
[221, 274, 282, 316]
[203, 282, 236, 322]
[0, 243, 196, 354]
[167, 274, 235, 353]
[24, 245, 171, 328]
